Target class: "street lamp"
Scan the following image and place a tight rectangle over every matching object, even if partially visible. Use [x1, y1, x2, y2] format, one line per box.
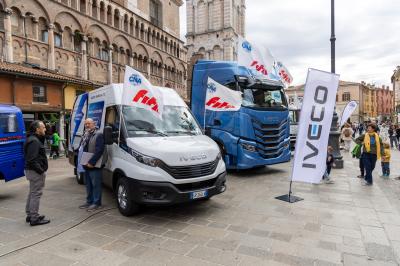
[328, 0, 344, 168]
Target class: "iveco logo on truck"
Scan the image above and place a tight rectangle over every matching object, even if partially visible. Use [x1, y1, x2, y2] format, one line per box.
[132, 90, 159, 112]
[180, 154, 207, 162]
[302, 85, 328, 169]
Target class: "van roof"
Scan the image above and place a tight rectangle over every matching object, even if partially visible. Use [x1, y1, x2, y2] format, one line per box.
[93, 84, 186, 107]
[0, 104, 21, 113]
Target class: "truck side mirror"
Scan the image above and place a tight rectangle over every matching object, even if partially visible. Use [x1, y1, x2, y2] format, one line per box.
[104, 126, 113, 145]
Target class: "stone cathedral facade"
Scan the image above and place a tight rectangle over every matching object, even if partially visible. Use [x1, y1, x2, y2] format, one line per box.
[185, 0, 246, 62]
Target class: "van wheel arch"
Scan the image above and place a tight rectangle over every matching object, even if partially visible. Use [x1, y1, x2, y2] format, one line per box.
[112, 169, 127, 191]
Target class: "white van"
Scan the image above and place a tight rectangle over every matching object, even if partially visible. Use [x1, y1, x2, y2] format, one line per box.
[68, 84, 227, 216]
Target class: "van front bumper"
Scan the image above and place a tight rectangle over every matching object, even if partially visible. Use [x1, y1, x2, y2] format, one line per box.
[125, 171, 227, 205]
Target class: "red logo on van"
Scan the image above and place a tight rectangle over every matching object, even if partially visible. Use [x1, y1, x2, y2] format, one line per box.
[250, 60, 268, 76]
[132, 89, 159, 112]
[206, 97, 235, 109]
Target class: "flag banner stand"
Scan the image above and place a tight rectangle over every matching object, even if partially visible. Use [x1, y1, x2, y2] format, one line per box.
[275, 180, 303, 203]
[275, 68, 340, 204]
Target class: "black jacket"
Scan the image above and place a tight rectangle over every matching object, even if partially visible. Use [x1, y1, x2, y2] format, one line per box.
[24, 134, 48, 174]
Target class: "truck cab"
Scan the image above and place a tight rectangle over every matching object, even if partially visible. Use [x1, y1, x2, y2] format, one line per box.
[69, 84, 226, 216]
[191, 60, 291, 169]
[0, 105, 25, 182]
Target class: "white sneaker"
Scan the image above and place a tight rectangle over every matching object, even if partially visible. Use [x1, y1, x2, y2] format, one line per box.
[324, 179, 335, 184]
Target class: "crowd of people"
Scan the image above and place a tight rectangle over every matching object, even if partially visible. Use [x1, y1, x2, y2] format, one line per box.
[323, 121, 399, 186]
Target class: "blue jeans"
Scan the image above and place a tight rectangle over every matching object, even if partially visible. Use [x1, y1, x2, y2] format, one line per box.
[381, 162, 390, 176]
[84, 168, 102, 206]
[362, 153, 377, 184]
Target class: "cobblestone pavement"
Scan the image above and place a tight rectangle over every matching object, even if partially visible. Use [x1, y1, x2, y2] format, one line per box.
[1, 150, 400, 266]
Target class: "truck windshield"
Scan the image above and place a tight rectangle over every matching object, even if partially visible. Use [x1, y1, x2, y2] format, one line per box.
[225, 82, 287, 110]
[123, 106, 202, 137]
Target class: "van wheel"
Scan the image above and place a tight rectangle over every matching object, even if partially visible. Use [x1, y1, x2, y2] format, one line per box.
[76, 172, 85, 185]
[116, 177, 140, 216]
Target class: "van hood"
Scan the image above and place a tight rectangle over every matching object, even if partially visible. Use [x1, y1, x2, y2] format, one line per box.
[126, 135, 220, 166]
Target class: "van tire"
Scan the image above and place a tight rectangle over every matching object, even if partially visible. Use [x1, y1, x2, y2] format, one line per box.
[116, 177, 140, 216]
[76, 172, 85, 185]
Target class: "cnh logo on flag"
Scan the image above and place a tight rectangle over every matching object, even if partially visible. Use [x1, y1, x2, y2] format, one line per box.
[132, 89, 159, 113]
[242, 41, 252, 52]
[129, 74, 142, 86]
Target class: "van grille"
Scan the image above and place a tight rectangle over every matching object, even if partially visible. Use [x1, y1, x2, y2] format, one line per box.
[159, 158, 219, 179]
[174, 178, 217, 192]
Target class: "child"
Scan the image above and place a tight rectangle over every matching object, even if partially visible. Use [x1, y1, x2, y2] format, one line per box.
[381, 142, 391, 178]
[323, 146, 335, 184]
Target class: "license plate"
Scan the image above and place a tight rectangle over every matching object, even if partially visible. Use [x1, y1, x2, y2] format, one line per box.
[190, 190, 208, 199]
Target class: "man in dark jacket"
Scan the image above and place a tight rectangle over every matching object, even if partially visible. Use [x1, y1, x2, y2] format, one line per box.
[24, 120, 50, 226]
[78, 118, 105, 211]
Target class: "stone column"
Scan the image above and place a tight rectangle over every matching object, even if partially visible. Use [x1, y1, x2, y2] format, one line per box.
[4, 8, 13, 62]
[129, 56, 133, 66]
[48, 23, 56, 70]
[96, 5, 100, 20]
[147, 60, 151, 77]
[32, 17, 39, 40]
[81, 35, 88, 79]
[108, 46, 113, 83]
[88, 0, 93, 16]
[161, 66, 165, 86]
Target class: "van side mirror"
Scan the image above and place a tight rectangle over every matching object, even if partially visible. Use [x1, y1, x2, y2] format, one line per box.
[204, 126, 211, 136]
[104, 126, 113, 145]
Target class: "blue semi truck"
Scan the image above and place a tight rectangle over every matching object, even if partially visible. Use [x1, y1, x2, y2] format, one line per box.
[190, 60, 291, 169]
[0, 105, 25, 182]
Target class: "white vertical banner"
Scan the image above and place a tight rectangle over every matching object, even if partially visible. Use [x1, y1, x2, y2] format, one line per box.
[291, 69, 340, 184]
[206, 77, 242, 111]
[122, 65, 163, 119]
[339, 101, 358, 127]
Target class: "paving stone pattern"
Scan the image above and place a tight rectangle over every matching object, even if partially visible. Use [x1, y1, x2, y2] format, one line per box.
[1, 150, 400, 265]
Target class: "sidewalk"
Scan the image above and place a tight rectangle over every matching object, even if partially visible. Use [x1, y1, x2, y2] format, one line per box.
[0, 151, 400, 265]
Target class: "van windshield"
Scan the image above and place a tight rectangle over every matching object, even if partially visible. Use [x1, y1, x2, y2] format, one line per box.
[123, 106, 202, 137]
[0, 113, 19, 134]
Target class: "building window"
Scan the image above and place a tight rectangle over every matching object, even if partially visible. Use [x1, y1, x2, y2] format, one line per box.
[54, 33, 62, 47]
[150, 0, 162, 27]
[342, 92, 350, 101]
[101, 48, 109, 61]
[33, 85, 47, 103]
[42, 30, 48, 43]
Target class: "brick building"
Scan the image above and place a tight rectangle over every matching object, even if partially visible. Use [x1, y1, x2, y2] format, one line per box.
[0, 0, 188, 97]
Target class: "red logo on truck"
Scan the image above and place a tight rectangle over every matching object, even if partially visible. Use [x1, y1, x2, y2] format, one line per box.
[132, 89, 159, 112]
[206, 97, 235, 109]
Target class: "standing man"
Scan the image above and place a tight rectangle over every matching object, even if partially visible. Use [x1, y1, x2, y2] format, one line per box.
[24, 120, 50, 226]
[79, 118, 106, 211]
[356, 124, 384, 186]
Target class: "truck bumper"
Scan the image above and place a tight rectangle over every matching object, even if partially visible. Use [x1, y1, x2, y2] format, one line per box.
[234, 141, 291, 170]
[125, 171, 227, 206]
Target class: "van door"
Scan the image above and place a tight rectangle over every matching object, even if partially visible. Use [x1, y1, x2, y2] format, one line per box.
[69, 93, 88, 152]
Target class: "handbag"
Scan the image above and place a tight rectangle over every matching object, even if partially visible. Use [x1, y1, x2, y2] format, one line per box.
[351, 144, 362, 159]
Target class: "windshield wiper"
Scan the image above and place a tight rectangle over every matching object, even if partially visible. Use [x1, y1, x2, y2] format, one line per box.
[166, 130, 196, 135]
[129, 129, 168, 137]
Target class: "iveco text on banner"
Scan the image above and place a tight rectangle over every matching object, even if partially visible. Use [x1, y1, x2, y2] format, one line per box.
[291, 69, 339, 184]
[122, 65, 164, 119]
[206, 77, 242, 111]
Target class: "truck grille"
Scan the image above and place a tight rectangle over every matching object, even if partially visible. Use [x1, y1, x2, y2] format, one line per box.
[252, 119, 288, 159]
[159, 158, 219, 179]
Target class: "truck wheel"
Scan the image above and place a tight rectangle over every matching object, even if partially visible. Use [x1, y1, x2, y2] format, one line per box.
[116, 177, 140, 216]
[76, 172, 85, 185]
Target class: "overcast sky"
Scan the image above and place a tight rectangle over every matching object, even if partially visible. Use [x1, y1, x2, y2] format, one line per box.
[179, 0, 400, 87]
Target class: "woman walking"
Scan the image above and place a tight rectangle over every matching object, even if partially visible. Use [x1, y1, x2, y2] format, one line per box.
[341, 123, 354, 152]
[355, 124, 384, 186]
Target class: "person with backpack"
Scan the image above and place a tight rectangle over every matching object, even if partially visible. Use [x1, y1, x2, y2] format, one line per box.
[341, 123, 354, 152]
[49, 130, 60, 159]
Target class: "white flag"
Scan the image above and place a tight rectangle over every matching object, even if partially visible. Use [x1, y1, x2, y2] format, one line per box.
[276, 61, 293, 86]
[291, 69, 339, 184]
[206, 77, 242, 111]
[339, 101, 358, 127]
[122, 65, 163, 119]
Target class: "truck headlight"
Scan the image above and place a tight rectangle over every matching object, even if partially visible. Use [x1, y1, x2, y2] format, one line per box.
[127, 146, 161, 167]
[241, 143, 257, 152]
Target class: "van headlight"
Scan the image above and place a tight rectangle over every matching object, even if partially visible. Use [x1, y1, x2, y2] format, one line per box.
[241, 143, 257, 152]
[127, 146, 161, 167]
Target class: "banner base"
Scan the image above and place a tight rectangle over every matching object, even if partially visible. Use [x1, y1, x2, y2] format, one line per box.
[275, 194, 303, 203]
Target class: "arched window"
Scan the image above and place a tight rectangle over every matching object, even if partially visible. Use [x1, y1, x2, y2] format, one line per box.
[107, 6, 112, 26]
[54, 23, 63, 47]
[100, 2, 106, 21]
[114, 9, 120, 29]
[112, 44, 118, 63]
[74, 31, 82, 52]
[123, 15, 128, 32]
[11, 8, 23, 35]
[93, 38, 101, 58]
[92, 0, 97, 18]
[129, 18, 134, 35]
[101, 41, 109, 61]
[38, 17, 48, 43]
[63, 27, 73, 50]
[149, 0, 162, 27]
[0, 4, 4, 31]
[80, 0, 87, 13]
[61, 0, 68, 5]
[71, 0, 77, 9]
